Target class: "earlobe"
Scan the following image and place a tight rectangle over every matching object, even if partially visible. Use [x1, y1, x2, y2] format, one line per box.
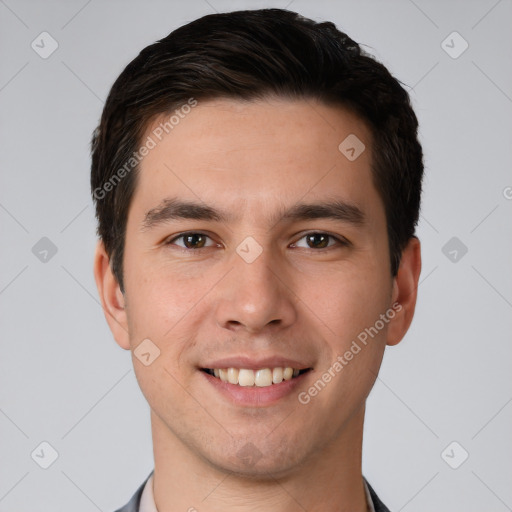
[386, 236, 422, 347]
[93, 240, 131, 350]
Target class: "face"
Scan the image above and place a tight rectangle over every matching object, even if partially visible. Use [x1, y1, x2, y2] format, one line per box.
[96, 97, 420, 477]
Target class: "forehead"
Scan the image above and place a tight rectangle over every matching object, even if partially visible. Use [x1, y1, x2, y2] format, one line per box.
[131, 97, 382, 227]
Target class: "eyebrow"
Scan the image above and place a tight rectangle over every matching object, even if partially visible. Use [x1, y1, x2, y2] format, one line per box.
[141, 196, 366, 231]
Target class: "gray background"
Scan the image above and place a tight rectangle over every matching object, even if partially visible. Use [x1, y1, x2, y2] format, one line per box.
[1, 0, 511, 510]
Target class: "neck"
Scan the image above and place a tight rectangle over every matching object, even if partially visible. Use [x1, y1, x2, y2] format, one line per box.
[151, 406, 368, 512]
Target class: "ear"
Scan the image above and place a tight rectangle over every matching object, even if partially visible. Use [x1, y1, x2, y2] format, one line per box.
[386, 236, 422, 347]
[93, 240, 130, 350]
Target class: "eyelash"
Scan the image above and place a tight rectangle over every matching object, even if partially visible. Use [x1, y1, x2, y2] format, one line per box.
[164, 231, 349, 252]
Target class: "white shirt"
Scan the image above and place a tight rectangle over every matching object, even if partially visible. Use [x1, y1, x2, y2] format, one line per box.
[139, 473, 376, 512]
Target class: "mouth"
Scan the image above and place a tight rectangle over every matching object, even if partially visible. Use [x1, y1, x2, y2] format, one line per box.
[200, 367, 312, 387]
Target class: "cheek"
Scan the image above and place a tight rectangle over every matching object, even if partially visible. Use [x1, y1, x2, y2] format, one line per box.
[303, 272, 392, 411]
[123, 256, 200, 338]
[123, 262, 206, 390]
[130, 355, 200, 433]
[299, 261, 392, 342]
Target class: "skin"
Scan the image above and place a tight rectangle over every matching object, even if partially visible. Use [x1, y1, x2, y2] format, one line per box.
[94, 97, 421, 512]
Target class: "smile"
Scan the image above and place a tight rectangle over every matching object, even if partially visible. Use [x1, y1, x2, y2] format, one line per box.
[201, 367, 311, 387]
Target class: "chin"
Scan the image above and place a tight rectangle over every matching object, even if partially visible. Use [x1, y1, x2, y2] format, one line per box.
[204, 436, 309, 479]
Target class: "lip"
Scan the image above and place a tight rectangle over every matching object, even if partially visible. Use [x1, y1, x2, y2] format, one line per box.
[200, 355, 312, 371]
[200, 368, 311, 407]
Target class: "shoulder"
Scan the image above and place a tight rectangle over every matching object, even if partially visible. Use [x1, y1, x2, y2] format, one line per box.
[112, 472, 153, 512]
[365, 479, 392, 512]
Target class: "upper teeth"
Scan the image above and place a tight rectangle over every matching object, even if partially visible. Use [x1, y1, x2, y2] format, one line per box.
[211, 367, 301, 387]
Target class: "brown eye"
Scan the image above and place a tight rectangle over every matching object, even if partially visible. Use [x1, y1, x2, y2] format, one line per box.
[305, 233, 330, 249]
[292, 232, 346, 250]
[167, 232, 213, 249]
[183, 233, 206, 249]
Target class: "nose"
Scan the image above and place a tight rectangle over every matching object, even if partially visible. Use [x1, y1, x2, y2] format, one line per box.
[213, 243, 297, 334]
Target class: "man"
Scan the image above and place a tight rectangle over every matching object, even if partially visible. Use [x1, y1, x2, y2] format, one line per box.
[91, 8, 423, 512]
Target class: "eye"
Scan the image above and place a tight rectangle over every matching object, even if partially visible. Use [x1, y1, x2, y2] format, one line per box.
[166, 232, 217, 250]
[291, 232, 348, 250]
[165, 231, 348, 251]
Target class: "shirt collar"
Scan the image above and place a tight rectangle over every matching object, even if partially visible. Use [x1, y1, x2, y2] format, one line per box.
[139, 473, 158, 512]
[140, 472, 376, 512]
